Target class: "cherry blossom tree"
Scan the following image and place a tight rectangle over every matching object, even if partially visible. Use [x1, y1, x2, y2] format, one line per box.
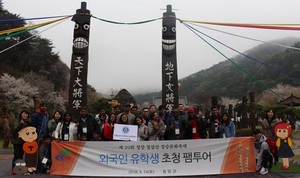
[257, 83, 300, 106]
[0, 73, 38, 111]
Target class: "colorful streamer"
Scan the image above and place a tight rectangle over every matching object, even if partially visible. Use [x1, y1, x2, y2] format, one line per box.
[0, 16, 72, 35]
[0, 15, 72, 23]
[181, 20, 300, 31]
[91, 15, 161, 25]
[181, 21, 283, 99]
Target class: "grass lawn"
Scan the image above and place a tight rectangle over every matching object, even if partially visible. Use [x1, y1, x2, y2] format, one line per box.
[0, 139, 13, 149]
[271, 161, 300, 173]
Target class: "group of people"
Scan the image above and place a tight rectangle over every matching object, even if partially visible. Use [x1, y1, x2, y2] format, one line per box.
[10, 102, 295, 176]
[91, 104, 236, 141]
[10, 102, 237, 175]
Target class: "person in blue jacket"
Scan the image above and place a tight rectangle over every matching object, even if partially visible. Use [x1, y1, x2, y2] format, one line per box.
[219, 113, 235, 138]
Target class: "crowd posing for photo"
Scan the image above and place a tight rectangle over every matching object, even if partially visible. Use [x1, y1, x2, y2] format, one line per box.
[12, 103, 290, 175]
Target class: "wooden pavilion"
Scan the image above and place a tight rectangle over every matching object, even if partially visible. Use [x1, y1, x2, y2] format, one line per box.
[277, 94, 300, 106]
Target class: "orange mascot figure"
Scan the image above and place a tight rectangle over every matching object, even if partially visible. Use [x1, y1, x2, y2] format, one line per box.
[274, 123, 295, 170]
[18, 126, 38, 174]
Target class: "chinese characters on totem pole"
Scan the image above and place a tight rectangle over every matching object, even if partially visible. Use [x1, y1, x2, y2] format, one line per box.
[162, 5, 178, 112]
[68, 2, 91, 120]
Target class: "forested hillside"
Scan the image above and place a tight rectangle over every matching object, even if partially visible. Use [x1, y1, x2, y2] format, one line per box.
[0, 2, 104, 114]
[0, 3, 69, 92]
[0, 2, 70, 113]
[135, 37, 300, 107]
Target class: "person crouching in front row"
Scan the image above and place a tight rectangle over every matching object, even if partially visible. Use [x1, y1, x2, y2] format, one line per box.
[253, 129, 274, 175]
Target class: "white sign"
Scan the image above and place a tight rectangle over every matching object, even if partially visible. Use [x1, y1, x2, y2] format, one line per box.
[113, 124, 138, 141]
[50, 138, 256, 177]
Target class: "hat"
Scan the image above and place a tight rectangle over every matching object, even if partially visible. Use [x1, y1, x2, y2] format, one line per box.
[187, 108, 195, 113]
[158, 105, 166, 111]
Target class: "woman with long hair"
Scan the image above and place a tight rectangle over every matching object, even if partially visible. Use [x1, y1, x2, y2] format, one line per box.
[259, 109, 281, 163]
[118, 113, 130, 125]
[48, 111, 62, 137]
[134, 115, 148, 141]
[148, 112, 165, 140]
[219, 113, 235, 138]
[54, 112, 77, 141]
[102, 113, 117, 141]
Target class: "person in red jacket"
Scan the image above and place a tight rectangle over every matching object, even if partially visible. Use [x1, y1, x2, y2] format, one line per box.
[102, 113, 116, 141]
[183, 108, 207, 139]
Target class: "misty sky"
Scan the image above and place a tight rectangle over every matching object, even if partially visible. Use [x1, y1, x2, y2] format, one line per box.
[3, 0, 300, 95]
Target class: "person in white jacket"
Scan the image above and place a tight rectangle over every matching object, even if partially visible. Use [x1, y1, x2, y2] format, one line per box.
[253, 129, 274, 175]
[54, 112, 78, 141]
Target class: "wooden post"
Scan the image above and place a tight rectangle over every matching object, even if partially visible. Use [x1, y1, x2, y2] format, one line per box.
[241, 96, 248, 128]
[1, 106, 11, 148]
[162, 5, 178, 113]
[249, 92, 255, 132]
[68, 2, 91, 121]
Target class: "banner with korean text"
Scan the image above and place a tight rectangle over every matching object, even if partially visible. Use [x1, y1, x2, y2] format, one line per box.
[50, 137, 255, 177]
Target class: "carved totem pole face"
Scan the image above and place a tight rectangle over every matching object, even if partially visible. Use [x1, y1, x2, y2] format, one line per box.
[73, 12, 90, 54]
[162, 11, 176, 55]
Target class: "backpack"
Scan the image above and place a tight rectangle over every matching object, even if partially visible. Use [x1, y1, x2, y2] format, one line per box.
[266, 137, 277, 161]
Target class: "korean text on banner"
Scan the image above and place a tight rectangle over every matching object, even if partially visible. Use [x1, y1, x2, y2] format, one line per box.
[50, 137, 255, 177]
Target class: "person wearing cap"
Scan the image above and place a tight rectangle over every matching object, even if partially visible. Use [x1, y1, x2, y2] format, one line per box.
[183, 108, 207, 139]
[31, 103, 49, 140]
[253, 129, 274, 175]
[117, 103, 135, 125]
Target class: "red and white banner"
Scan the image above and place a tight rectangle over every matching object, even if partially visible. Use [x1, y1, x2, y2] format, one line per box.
[50, 137, 255, 177]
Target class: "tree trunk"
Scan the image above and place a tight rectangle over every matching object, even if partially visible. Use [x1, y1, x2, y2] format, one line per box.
[1, 106, 11, 148]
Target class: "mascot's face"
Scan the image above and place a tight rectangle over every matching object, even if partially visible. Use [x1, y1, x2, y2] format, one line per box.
[18, 126, 37, 142]
[13, 159, 27, 175]
[276, 128, 288, 139]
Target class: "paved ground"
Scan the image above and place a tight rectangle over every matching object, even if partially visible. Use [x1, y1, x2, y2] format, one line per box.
[1, 139, 300, 178]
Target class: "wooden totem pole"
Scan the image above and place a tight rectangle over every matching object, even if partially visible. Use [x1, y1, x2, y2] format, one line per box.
[162, 5, 178, 112]
[68, 2, 91, 120]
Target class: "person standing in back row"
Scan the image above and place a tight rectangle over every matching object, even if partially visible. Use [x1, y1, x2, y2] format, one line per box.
[31, 103, 49, 140]
[178, 104, 188, 123]
[77, 107, 99, 141]
[206, 105, 221, 138]
[184, 108, 206, 139]
[259, 109, 281, 164]
[219, 113, 235, 138]
[165, 109, 185, 140]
